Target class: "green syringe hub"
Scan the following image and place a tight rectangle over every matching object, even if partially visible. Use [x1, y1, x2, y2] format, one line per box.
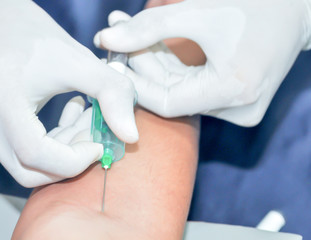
[100, 149, 114, 169]
[90, 99, 125, 168]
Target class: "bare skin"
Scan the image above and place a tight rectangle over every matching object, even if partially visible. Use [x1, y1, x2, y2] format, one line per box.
[13, 109, 200, 240]
[13, 2, 204, 239]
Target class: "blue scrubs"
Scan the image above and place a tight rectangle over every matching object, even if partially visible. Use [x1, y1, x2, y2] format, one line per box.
[0, 1, 310, 238]
[189, 51, 311, 239]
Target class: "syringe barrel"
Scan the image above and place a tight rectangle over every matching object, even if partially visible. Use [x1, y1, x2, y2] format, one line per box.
[89, 51, 128, 164]
[91, 99, 125, 163]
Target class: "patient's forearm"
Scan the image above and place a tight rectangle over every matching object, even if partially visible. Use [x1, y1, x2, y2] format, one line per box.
[13, 109, 200, 239]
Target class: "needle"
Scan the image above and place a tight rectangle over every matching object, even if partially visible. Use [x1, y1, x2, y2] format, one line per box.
[102, 166, 108, 212]
[100, 153, 112, 212]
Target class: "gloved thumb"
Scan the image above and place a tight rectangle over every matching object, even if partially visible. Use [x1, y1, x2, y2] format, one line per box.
[94, 2, 189, 52]
[55, 49, 139, 144]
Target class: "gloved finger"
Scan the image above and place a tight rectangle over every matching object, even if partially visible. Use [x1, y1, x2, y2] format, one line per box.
[150, 42, 187, 74]
[2, 157, 61, 188]
[0, 140, 61, 187]
[96, 10, 188, 73]
[73, 107, 92, 130]
[96, 81, 138, 144]
[128, 43, 187, 87]
[52, 108, 92, 145]
[70, 129, 91, 145]
[19, 135, 103, 179]
[4, 96, 102, 179]
[22, 30, 138, 144]
[108, 10, 132, 27]
[95, 3, 189, 52]
[47, 96, 85, 138]
[94, 11, 131, 48]
[127, 65, 237, 117]
[47, 127, 63, 138]
[129, 49, 166, 81]
[64, 57, 138, 144]
[130, 74, 197, 117]
[162, 71, 247, 117]
[58, 96, 85, 128]
[124, 66, 174, 115]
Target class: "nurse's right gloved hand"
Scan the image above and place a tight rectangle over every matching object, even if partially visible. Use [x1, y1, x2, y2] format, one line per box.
[95, 0, 311, 126]
[0, 0, 138, 187]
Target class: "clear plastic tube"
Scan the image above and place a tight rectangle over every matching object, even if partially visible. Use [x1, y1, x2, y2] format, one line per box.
[90, 51, 128, 168]
[91, 98, 125, 168]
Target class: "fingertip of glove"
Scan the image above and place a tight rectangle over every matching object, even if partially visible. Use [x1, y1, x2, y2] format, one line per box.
[73, 141, 104, 162]
[109, 118, 139, 144]
[94, 142, 104, 161]
[88, 142, 104, 161]
[124, 114, 140, 144]
[93, 31, 101, 48]
[94, 11, 131, 49]
[108, 10, 131, 27]
[124, 128, 139, 144]
[98, 28, 120, 50]
[70, 95, 85, 107]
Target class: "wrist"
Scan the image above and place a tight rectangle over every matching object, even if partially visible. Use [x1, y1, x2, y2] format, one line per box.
[302, 0, 311, 50]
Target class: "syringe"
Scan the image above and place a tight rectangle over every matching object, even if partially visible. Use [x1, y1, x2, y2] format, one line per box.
[90, 51, 129, 212]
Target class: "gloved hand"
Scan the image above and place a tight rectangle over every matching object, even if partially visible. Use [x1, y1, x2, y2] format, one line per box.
[0, 0, 138, 187]
[94, 1, 311, 126]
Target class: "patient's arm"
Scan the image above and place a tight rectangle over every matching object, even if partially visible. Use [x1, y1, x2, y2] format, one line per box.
[145, 0, 206, 66]
[13, 109, 200, 240]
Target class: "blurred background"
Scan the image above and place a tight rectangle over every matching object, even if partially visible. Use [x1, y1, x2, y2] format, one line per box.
[1, 0, 311, 238]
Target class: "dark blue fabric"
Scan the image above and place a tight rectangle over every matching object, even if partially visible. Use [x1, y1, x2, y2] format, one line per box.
[34, 0, 147, 59]
[189, 50, 311, 239]
[1, 1, 311, 239]
[0, 0, 147, 197]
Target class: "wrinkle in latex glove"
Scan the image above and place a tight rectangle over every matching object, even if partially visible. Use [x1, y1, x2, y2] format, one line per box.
[94, 1, 311, 126]
[0, 0, 138, 187]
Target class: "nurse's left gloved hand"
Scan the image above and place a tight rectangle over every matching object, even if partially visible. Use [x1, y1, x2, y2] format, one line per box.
[94, 1, 311, 126]
[0, 0, 138, 187]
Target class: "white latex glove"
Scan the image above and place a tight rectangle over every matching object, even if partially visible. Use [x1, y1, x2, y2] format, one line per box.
[0, 0, 138, 187]
[94, 1, 311, 126]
